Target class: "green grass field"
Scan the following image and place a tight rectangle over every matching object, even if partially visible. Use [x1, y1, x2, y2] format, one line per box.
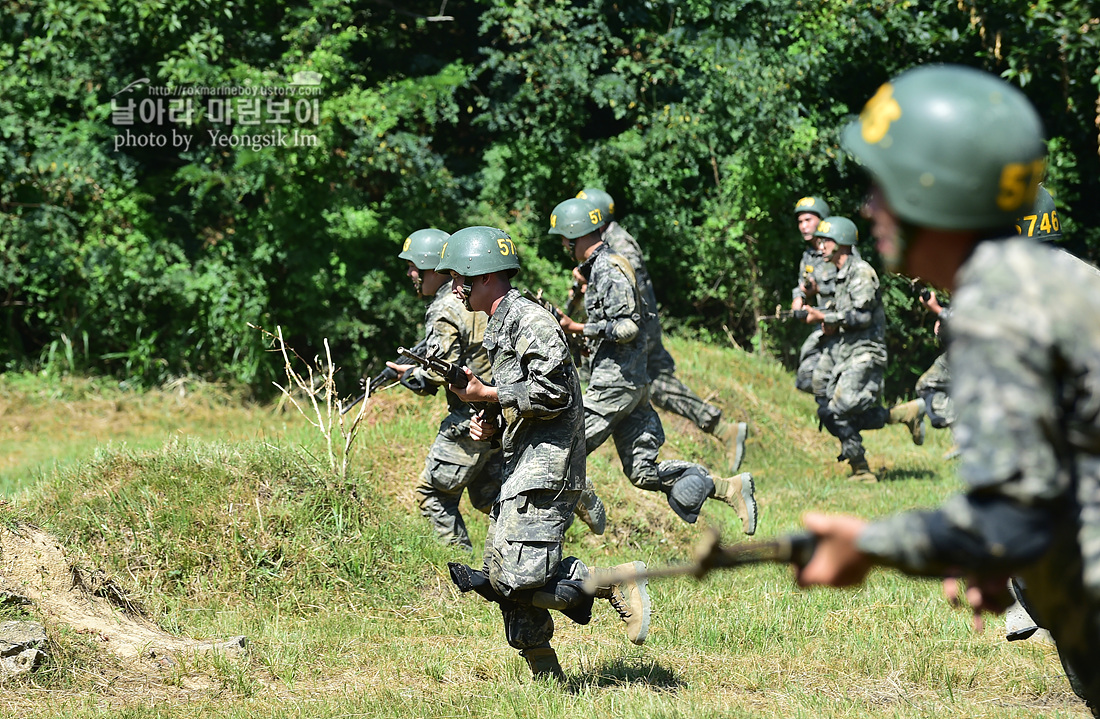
[0, 336, 1087, 717]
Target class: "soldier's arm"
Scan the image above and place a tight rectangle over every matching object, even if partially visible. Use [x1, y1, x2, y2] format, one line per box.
[582, 263, 640, 343]
[849, 265, 1062, 579]
[822, 265, 877, 329]
[496, 320, 575, 418]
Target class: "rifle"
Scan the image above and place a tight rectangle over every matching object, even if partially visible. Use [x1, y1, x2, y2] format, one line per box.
[397, 346, 502, 428]
[341, 337, 429, 415]
[755, 304, 809, 323]
[582, 528, 817, 594]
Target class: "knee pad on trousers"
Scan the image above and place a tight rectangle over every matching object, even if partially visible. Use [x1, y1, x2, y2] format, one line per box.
[667, 468, 716, 524]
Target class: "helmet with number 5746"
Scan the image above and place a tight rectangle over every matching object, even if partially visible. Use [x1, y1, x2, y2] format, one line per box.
[842, 64, 1046, 231]
[435, 226, 520, 277]
[1016, 184, 1062, 242]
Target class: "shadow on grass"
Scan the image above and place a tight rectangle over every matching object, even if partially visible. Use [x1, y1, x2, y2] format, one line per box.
[568, 658, 684, 693]
[878, 466, 939, 483]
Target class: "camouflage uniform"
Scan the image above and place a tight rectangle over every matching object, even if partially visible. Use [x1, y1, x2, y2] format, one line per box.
[812, 254, 889, 467]
[793, 244, 841, 395]
[858, 238, 1100, 706]
[603, 221, 723, 433]
[413, 282, 503, 549]
[581, 243, 719, 523]
[479, 289, 591, 651]
[914, 306, 956, 429]
[915, 353, 955, 429]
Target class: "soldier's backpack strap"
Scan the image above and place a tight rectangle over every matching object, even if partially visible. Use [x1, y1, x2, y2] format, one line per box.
[606, 252, 639, 290]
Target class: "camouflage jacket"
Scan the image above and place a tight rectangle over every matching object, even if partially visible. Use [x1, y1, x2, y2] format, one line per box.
[792, 244, 837, 308]
[603, 221, 662, 352]
[859, 238, 1100, 628]
[483, 289, 587, 502]
[821, 255, 885, 347]
[579, 242, 649, 389]
[415, 282, 493, 417]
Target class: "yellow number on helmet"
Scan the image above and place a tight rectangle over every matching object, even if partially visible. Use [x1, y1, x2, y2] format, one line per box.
[860, 83, 902, 144]
[403, 237, 412, 251]
[795, 197, 815, 209]
[996, 158, 1045, 211]
[818, 221, 831, 234]
[550, 214, 557, 229]
[1020, 214, 1037, 236]
[588, 208, 603, 224]
[440, 241, 448, 258]
[1039, 213, 1052, 234]
[496, 237, 516, 256]
[1052, 211, 1060, 231]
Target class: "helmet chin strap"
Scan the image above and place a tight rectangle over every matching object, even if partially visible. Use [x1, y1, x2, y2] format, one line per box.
[457, 281, 474, 311]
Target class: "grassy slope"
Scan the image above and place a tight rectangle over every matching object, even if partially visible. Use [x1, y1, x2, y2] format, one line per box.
[0, 337, 1087, 718]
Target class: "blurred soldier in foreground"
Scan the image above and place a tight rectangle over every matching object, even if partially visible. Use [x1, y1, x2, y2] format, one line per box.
[552, 198, 758, 534]
[796, 64, 1100, 714]
[439, 226, 651, 681]
[577, 188, 748, 473]
[803, 217, 923, 482]
[385, 229, 502, 549]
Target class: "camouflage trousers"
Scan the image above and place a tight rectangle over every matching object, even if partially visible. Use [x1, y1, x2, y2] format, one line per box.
[417, 415, 503, 549]
[796, 328, 839, 395]
[813, 339, 888, 461]
[483, 488, 590, 650]
[584, 382, 716, 522]
[915, 353, 955, 429]
[647, 344, 723, 433]
[1014, 503, 1100, 709]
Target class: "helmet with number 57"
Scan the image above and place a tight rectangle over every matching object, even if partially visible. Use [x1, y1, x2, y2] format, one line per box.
[435, 226, 520, 278]
[842, 64, 1046, 231]
[548, 198, 607, 239]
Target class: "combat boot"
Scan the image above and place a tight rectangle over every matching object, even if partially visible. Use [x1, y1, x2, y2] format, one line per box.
[589, 562, 651, 645]
[715, 421, 749, 474]
[848, 455, 878, 483]
[888, 399, 926, 446]
[520, 646, 565, 681]
[711, 473, 757, 535]
[573, 488, 607, 535]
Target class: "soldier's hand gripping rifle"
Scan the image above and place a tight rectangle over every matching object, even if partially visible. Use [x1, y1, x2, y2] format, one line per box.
[396, 346, 502, 428]
[755, 304, 809, 323]
[582, 528, 818, 593]
[341, 337, 429, 415]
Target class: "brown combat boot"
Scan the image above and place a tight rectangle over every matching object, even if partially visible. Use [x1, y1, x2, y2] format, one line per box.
[848, 455, 878, 483]
[888, 399, 926, 446]
[520, 646, 565, 681]
[590, 562, 651, 645]
[715, 421, 749, 474]
[573, 488, 606, 535]
[712, 472, 757, 535]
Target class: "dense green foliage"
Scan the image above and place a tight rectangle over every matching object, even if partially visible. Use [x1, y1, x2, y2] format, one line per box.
[2, 0, 1097, 396]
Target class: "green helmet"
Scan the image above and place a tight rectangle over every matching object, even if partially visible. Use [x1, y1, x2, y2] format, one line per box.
[548, 198, 607, 239]
[1016, 184, 1062, 242]
[793, 196, 830, 219]
[577, 188, 615, 221]
[435, 226, 520, 277]
[813, 216, 858, 246]
[842, 64, 1046, 230]
[398, 228, 451, 270]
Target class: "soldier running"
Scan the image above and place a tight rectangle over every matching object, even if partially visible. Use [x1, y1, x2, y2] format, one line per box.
[551, 198, 758, 533]
[440, 225, 651, 681]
